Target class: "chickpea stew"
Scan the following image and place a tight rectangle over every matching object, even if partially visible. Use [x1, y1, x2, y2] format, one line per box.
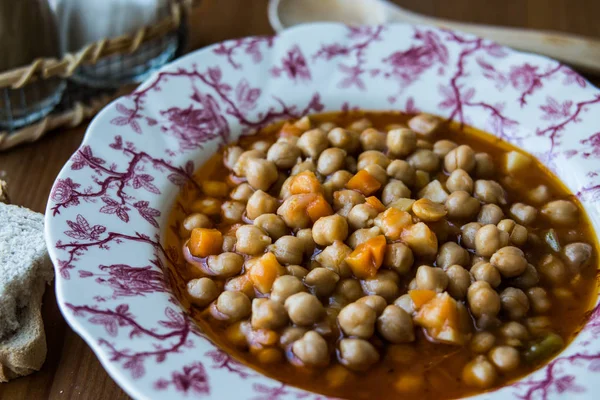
[166, 111, 599, 399]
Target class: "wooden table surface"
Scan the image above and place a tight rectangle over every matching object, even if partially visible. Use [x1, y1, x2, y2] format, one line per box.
[1, 0, 599, 398]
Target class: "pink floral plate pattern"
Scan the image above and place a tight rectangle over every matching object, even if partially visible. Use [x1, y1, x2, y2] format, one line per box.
[45, 22, 600, 400]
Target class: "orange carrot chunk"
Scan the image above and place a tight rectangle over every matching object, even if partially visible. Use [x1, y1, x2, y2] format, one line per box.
[189, 228, 223, 258]
[249, 252, 286, 293]
[365, 196, 386, 213]
[409, 289, 437, 309]
[346, 235, 387, 279]
[290, 171, 322, 195]
[306, 194, 333, 222]
[346, 170, 382, 196]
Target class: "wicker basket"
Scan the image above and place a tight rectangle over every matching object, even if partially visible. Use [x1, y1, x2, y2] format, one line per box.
[0, 0, 200, 151]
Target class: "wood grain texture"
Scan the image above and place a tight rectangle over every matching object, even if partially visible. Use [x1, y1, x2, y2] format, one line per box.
[0, 0, 598, 398]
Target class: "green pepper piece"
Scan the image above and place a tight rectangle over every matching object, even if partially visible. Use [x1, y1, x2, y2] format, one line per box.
[524, 332, 564, 364]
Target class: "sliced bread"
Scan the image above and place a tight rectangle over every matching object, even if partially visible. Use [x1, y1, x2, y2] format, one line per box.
[0, 202, 54, 381]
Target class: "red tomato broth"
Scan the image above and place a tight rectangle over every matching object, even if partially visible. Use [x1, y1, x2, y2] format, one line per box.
[164, 111, 599, 400]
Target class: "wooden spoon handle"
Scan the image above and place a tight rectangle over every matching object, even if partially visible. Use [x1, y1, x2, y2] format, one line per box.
[385, 4, 600, 74]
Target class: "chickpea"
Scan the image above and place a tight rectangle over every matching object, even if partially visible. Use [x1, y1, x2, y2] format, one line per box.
[445, 191, 481, 219]
[478, 204, 504, 225]
[317, 148, 347, 175]
[474, 180, 507, 205]
[219, 201, 243, 223]
[254, 213, 288, 240]
[363, 164, 388, 185]
[415, 265, 448, 292]
[475, 224, 509, 257]
[356, 295, 387, 315]
[286, 265, 310, 279]
[312, 214, 349, 246]
[408, 113, 441, 136]
[468, 281, 501, 318]
[347, 226, 381, 249]
[541, 200, 578, 226]
[500, 321, 529, 346]
[474, 152, 495, 179]
[250, 140, 271, 153]
[446, 169, 474, 194]
[509, 203, 537, 226]
[326, 170, 353, 192]
[190, 197, 222, 216]
[333, 189, 365, 217]
[538, 254, 568, 285]
[347, 203, 378, 230]
[338, 302, 377, 338]
[277, 194, 313, 229]
[229, 183, 254, 203]
[471, 262, 501, 288]
[216, 291, 251, 321]
[377, 305, 415, 343]
[436, 242, 470, 269]
[291, 160, 317, 176]
[387, 128, 417, 157]
[433, 139, 458, 158]
[224, 274, 254, 298]
[357, 150, 390, 170]
[269, 235, 305, 265]
[224, 146, 244, 171]
[358, 271, 398, 302]
[500, 287, 529, 320]
[383, 242, 414, 275]
[462, 355, 497, 388]
[179, 213, 212, 238]
[333, 279, 364, 303]
[527, 184, 551, 205]
[338, 339, 380, 371]
[328, 127, 361, 153]
[251, 298, 288, 330]
[346, 156, 358, 173]
[234, 225, 272, 255]
[221, 234, 236, 251]
[295, 228, 315, 257]
[471, 332, 496, 354]
[486, 346, 520, 373]
[563, 242, 593, 273]
[270, 275, 305, 303]
[285, 292, 324, 325]
[490, 246, 528, 278]
[381, 179, 411, 205]
[526, 287, 551, 314]
[446, 265, 472, 299]
[401, 222, 439, 258]
[510, 263, 539, 289]
[394, 294, 415, 314]
[207, 252, 244, 277]
[245, 190, 278, 220]
[267, 141, 301, 169]
[297, 128, 329, 158]
[305, 268, 340, 297]
[461, 222, 482, 249]
[445, 145, 476, 173]
[315, 241, 352, 277]
[292, 331, 330, 367]
[525, 316, 552, 336]
[280, 326, 308, 347]
[245, 158, 278, 191]
[407, 149, 440, 173]
[414, 170, 430, 190]
[357, 127, 385, 151]
[387, 160, 416, 186]
[187, 278, 220, 306]
[497, 219, 528, 247]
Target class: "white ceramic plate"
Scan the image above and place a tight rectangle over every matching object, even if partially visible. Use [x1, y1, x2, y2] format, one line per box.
[46, 23, 600, 400]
